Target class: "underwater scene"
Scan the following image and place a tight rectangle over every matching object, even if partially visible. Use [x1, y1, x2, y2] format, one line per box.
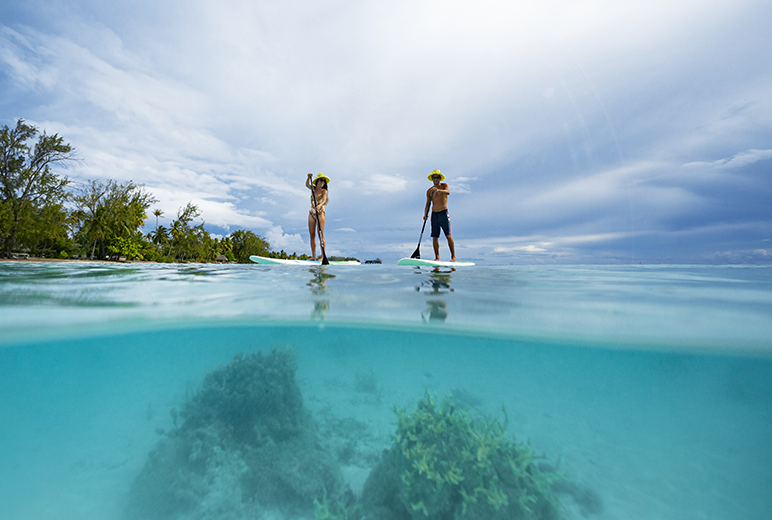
[0, 262, 771, 520]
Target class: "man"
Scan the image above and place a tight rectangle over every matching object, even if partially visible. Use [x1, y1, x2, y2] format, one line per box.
[424, 169, 456, 262]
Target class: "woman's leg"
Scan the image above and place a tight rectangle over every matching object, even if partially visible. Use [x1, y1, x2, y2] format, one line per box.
[308, 212, 317, 259]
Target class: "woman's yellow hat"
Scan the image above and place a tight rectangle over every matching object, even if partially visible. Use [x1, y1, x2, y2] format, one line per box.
[427, 169, 445, 181]
[314, 173, 331, 184]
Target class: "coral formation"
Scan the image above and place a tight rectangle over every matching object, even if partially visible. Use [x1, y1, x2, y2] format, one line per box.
[124, 348, 347, 520]
[125, 352, 597, 520]
[360, 391, 561, 520]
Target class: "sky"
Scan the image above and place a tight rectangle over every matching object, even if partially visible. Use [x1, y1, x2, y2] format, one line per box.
[1, 0, 770, 264]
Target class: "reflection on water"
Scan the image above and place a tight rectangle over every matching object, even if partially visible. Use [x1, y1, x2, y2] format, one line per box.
[2, 263, 770, 351]
[312, 301, 329, 320]
[307, 267, 335, 295]
[422, 299, 448, 323]
[415, 267, 455, 294]
[308, 267, 335, 320]
[415, 267, 455, 324]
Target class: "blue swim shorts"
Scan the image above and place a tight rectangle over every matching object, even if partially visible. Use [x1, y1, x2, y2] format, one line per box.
[430, 210, 451, 238]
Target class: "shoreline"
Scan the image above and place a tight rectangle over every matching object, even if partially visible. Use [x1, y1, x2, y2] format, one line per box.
[0, 257, 233, 264]
[0, 257, 151, 264]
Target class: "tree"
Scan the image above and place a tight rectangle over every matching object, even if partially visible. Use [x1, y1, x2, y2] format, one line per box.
[71, 179, 157, 259]
[229, 229, 270, 263]
[148, 224, 169, 246]
[146, 208, 167, 255]
[152, 208, 164, 228]
[0, 119, 74, 257]
[168, 202, 202, 261]
[15, 201, 71, 257]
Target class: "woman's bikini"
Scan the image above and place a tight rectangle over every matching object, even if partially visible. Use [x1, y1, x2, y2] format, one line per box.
[309, 190, 326, 220]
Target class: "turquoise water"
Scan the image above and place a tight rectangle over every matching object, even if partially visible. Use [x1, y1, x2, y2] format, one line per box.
[1, 262, 771, 520]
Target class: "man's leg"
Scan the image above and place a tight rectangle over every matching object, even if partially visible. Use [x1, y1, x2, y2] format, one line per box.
[433, 237, 440, 261]
[447, 235, 456, 261]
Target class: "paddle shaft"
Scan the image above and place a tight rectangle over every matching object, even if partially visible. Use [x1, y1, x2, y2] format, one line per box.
[411, 218, 428, 259]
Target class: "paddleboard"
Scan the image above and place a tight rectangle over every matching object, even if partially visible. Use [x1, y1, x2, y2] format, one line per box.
[397, 258, 475, 267]
[249, 255, 360, 265]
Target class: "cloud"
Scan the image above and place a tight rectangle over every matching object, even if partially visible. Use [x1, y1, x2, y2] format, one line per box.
[1, 0, 771, 263]
[357, 173, 409, 194]
[493, 244, 551, 254]
[264, 227, 305, 253]
[683, 149, 772, 170]
[0, 27, 58, 90]
[1, 24, 309, 238]
[452, 176, 477, 194]
[479, 230, 641, 256]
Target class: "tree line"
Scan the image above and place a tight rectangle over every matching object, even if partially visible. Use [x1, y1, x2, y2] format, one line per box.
[0, 119, 303, 263]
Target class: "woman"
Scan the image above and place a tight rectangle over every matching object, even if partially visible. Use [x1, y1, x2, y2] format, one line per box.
[306, 172, 330, 260]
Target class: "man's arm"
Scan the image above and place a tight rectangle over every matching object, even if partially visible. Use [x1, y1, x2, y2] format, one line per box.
[424, 190, 432, 220]
[435, 183, 450, 194]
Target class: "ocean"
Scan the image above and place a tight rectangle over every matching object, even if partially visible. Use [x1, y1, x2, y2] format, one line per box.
[1, 262, 770, 520]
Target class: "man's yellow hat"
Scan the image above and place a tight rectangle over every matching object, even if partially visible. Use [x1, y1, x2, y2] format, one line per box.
[314, 173, 331, 184]
[427, 169, 445, 181]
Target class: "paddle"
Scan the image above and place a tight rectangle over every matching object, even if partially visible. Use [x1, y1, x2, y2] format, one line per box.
[310, 186, 329, 265]
[410, 218, 428, 259]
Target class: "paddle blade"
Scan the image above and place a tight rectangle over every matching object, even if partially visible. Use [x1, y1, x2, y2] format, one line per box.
[321, 251, 329, 265]
[411, 218, 427, 258]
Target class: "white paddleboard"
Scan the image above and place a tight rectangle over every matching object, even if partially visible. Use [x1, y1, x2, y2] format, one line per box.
[397, 258, 475, 267]
[249, 255, 360, 265]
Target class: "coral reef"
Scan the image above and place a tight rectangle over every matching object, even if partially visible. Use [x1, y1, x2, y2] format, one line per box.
[360, 391, 561, 520]
[124, 348, 347, 520]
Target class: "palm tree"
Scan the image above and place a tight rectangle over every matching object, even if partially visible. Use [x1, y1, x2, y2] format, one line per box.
[148, 225, 169, 246]
[152, 208, 164, 229]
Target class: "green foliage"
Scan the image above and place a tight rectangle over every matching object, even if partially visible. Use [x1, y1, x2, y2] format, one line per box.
[0, 119, 73, 257]
[160, 202, 205, 261]
[229, 228, 270, 262]
[71, 179, 157, 259]
[107, 235, 144, 260]
[364, 391, 560, 520]
[0, 200, 12, 239]
[140, 209, 279, 264]
[147, 224, 169, 246]
[12, 201, 71, 257]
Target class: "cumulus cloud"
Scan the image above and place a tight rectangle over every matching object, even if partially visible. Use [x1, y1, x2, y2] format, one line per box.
[264, 227, 305, 253]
